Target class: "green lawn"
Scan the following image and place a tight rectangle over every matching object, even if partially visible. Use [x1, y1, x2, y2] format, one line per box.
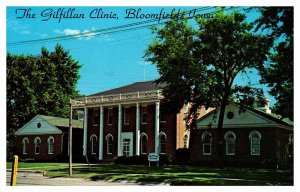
[7, 162, 293, 186]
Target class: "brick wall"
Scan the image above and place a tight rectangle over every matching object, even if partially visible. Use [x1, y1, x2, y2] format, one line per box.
[86, 104, 178, 161]
[189, 127, 290, 167]
[15, 134, 62, 161]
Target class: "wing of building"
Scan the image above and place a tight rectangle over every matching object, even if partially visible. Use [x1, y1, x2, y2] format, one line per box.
[189, 103, 293, 168]
[14, 115, 83, 161]
[71, 80, 200, 162]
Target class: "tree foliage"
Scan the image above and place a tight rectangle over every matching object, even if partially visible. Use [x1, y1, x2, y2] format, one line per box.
[7, 44, 81, 141]
[145, 9, 270, 163]
[146, 9, 270, 119]
[255, 7, 293, 120]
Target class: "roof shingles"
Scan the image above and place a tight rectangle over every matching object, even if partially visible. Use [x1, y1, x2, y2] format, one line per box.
[89, 80, 162, 97]
[39, 115, 83, 129]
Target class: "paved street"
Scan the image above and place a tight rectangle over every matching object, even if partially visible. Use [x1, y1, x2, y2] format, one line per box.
[6, 170, 168, 186]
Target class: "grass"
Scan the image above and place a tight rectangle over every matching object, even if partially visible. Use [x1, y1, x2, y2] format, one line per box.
[7, 162, 293, 186]
[7, 162, 82, 171]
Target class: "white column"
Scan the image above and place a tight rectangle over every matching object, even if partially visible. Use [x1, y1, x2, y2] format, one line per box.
[118, 104, 122, 156]
[155, 101, 160, 154]
[136, 103, 140, 155]
[83, 107, 88, 156]
[99, 106, 104, 160]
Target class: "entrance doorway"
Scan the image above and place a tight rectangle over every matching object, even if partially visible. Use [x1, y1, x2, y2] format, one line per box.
[121, 132, 133, 156]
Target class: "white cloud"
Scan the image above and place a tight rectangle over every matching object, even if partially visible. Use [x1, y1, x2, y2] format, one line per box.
[82, 29, 97, 40]
[53, 28, 100, 41]
[63, 29, 81, 36]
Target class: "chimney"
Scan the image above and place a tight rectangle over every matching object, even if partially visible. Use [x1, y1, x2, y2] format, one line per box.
[255, 97, 271, 114]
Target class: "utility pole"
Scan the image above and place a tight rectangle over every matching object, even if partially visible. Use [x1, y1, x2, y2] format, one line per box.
[68, 102, 73, 176]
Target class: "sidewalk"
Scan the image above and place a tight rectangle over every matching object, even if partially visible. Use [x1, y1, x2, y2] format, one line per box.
[6, 170, 169, 186]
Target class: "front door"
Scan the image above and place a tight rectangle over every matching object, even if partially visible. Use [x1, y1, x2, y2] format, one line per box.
[121, 132, 133, 156]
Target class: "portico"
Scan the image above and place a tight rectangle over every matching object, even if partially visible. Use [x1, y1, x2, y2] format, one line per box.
[71, 90, 163, 160]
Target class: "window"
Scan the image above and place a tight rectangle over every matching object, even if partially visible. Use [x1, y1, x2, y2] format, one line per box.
[141, 106, 147, 124]
[106, 134, 113, 154]
[90, 134, 98, 154]
[140, 133, 148, 154]
[160, 109, 167, 123]
[202, 132, 212, 155]
[159, 132, 167, 154]
[249, 131, 261, 155]
[227, 112, 234, 119]
[225, 131, 236, 155]
[183, 134, 189, 148]
[124, 107, 130, 125]
[34, 137, 41, 154]
[47, 136, 54, 154]
[108, 108, 113, 125]
[93, 109, 99, 126]
[22, 137, 29, 155]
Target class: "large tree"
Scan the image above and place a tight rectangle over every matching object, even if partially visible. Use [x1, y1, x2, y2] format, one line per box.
[255, 7, 293, 120]
[7, 44, 81, 151]
[145, 9, 270, 164]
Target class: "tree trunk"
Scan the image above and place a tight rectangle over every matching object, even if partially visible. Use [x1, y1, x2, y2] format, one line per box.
[216, 99, 227, 167]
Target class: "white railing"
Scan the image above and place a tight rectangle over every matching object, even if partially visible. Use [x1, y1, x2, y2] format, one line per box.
[71, 90, 163, 107]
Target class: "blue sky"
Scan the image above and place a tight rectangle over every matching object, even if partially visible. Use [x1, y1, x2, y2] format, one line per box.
[6, 6, 275, 106]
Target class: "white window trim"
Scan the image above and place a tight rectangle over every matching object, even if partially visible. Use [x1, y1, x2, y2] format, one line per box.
[140, 133, 148, 155]
[160, 109, 167, 123]
[224, 131, 236, 156]
[47, 136, 54, 155]
[107, 108, 113, 126]
[249, 130, 262, 156]
[201, 132, 212, 155]
[124, 107, 130, 125]
[93, 108, 99, 126]
[34, 137, 41, 155]
[106, 134, 113, 155]
[141, 106, 147, 124]
[22, 137, 29, 155]
[90, 134, 98, 154]
[159, 132, 167, 154]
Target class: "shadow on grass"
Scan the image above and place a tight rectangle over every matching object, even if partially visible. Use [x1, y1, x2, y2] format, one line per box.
[43, 164, 293, 186]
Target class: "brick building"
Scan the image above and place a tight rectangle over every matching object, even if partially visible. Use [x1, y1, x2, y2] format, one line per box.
[14, 115, 83, 161]
[189, 103, 293, 168]
[71, 81, 195, 161]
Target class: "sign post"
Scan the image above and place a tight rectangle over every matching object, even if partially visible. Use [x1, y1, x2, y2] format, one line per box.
[10, 155, 19, 186]
[148, 153, 159, 167]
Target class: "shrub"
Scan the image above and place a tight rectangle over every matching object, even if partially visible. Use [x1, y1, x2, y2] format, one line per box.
[174, 148, 190, 164]
[159, 154, 174, 165]
[114, 154, 174, 165]
[114, 155, 148, 165]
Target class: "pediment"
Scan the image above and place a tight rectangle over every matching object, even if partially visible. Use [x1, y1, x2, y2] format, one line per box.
[15, 115, 62, 135]
[196, 103, 278, 129]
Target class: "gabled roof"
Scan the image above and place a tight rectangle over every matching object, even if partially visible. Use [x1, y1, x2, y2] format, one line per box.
[38, 115, 83, 129]
[196, 103, 293, 130]
[15, 115, 83, 136]
[245, 107, 293, 127]
[89, 80, 162, 96]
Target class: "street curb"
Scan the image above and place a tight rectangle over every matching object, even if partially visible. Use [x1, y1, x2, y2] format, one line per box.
[7, 169, 46, 175]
